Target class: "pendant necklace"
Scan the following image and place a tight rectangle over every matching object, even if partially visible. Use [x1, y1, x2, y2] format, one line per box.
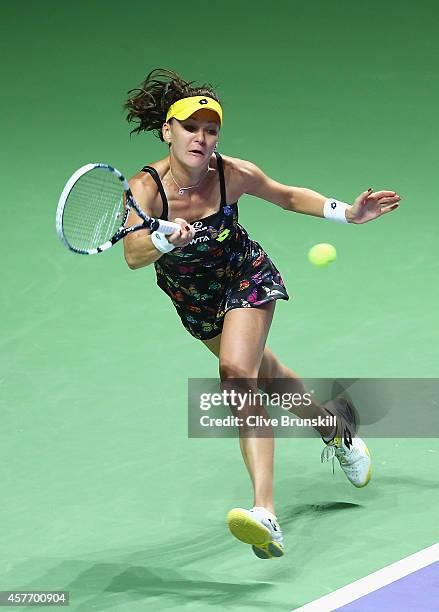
[169, 163, 210, 196]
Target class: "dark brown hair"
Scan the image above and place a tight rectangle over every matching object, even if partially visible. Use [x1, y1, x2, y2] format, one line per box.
[124, 68, 221, 141]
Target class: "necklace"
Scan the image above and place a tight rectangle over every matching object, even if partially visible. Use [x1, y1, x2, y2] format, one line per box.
[169, 162, 210, 196]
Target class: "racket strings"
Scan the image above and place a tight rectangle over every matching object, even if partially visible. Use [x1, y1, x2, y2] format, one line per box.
[62, 169, 125, 250]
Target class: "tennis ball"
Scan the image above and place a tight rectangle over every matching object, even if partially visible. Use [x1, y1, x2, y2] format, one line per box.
[308, 243, 337, 267]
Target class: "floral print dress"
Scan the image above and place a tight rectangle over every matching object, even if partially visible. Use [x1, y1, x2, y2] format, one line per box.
[142, 152, 289, 340]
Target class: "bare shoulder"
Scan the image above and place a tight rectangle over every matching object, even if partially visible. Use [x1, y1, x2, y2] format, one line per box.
[219, 154, 260, 199]
[128, 161, 165, 217]
[220, 154, 258, 179]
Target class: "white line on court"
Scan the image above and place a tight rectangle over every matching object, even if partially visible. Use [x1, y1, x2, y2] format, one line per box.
[292, 542, 439, 611]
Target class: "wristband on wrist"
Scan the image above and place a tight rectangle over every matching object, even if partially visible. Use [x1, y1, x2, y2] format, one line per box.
[323, 198, 351, 224]
[150, 231, 176, 253]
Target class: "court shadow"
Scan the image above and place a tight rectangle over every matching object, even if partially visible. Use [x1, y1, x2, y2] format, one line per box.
[7, 557, 274, 611]
[278, 501, 361, 526]
[16, 557, 272, 612]
[8, 528, 276, 611]
[69, 562, 272, 610]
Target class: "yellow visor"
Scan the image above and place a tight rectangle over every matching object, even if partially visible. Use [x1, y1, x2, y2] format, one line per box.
[166, 96, 223, 125]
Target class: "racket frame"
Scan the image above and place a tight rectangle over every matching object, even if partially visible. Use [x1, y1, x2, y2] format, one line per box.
[56, 163, 180, 255]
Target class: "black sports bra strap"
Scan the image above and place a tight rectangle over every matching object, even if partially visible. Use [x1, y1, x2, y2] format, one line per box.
[141, 165, 169, 220]
[214, 152, 227, 206]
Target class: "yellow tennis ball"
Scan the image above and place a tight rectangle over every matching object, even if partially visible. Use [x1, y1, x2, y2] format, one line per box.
[308, 243, 337, 267]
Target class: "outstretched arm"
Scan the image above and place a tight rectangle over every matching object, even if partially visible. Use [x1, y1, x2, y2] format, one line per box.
[236, 159, 401, 224]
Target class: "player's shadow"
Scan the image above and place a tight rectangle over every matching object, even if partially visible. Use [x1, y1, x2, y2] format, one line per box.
[69, 562, 272, 610]
[278, 501, 361, 526]
[11, 529, 275, 611]
[69, 483, 364, 607]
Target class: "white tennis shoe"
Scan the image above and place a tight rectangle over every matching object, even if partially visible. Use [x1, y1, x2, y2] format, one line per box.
[321, 435, 372, 487]
[227, 506, 284, 559]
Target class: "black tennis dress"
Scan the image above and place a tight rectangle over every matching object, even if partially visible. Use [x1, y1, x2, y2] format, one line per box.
[141, 152, 289, 340]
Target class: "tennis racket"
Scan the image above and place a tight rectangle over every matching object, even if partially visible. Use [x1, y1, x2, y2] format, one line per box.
[56, 163, 180, 255]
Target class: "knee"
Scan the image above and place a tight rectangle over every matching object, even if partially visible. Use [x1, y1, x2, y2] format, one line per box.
[219, 362, 260, 405]
[219, 362, 265, 420]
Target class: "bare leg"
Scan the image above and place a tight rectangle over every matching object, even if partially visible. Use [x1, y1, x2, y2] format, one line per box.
[212, 303, 276, 514]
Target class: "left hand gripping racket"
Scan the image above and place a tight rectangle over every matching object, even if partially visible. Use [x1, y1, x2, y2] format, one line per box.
[56, 163, 180, 255]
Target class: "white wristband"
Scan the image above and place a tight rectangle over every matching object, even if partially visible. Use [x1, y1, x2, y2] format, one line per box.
[150, 231, 176, 253]
[323, 198, 351, 224]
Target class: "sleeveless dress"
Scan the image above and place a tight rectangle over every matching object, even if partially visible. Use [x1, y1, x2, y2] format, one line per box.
[141, 152, 289, 340]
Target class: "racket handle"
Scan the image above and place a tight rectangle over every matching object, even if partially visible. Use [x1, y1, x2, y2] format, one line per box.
[151, 219, 182, 234]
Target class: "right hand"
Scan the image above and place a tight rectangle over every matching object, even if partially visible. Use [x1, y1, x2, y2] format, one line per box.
[167, 218, 196, 247]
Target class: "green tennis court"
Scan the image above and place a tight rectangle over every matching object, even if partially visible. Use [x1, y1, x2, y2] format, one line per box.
[2, 1, 438, 610]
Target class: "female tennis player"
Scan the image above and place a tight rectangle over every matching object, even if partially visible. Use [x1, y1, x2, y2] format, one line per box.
[123, 69, 400, 559]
